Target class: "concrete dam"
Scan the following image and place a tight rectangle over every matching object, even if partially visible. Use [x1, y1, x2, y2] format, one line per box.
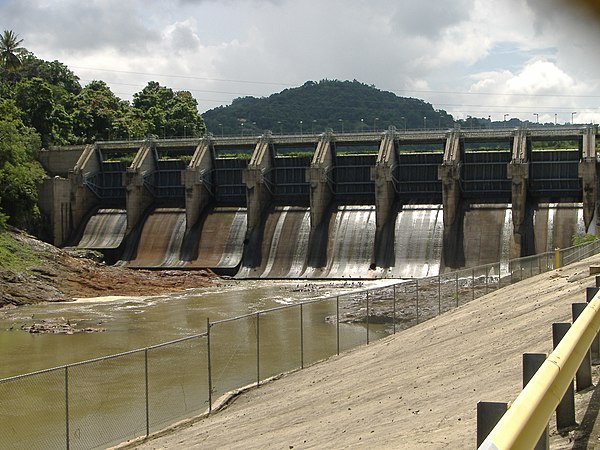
[38, 126, 598, 279]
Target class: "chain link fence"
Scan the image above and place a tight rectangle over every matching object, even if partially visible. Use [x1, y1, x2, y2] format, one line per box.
[2, 241, 600, 449]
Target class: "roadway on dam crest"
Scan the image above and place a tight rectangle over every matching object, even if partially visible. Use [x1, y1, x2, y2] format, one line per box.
[124, 256, 600, 449]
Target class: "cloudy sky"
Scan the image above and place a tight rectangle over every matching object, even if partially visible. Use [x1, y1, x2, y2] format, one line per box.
[2, 0, 600, 125]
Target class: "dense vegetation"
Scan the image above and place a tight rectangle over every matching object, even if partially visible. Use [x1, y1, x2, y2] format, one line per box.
[1, 59, 206, 146]
[202, 80, 456, 136]
[0, 30, 206, 232]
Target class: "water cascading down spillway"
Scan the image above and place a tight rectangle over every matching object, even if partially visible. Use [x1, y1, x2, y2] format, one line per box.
[125, 208, 187, 268]
[76, 208, 127, 250]
[385, 204, 444, 279]
[74, 204, 589, 278]
[237, 206, 311, 278]
[533, 203, 586, 254]
[186, 206, 247, 270]
[302, 205, 377, 279]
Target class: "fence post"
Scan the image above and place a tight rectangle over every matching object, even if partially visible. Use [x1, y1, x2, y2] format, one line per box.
[571, 303, 593, 391]
[552, 322, 577, 430]
[415, 279, 419, 324]
[523, 353, 549, 450]
[336, 296, 340, 355]
[438, 275, 441, 315]
[65, 366, 69, 450]
[366, 290, 370, 345]
[497, 262, 501, 289]
[472, 268, 475, 301]
[300, 303, 304, 369]
[530, 256, 534, 277]
[455, 271, 459, 307]
[393, 285, 397, 334]
[510, 259, 514, 284]
[206, 318, 212, 413]
[554, 248, 561, 269]
[145, 348, 150, 437]
[476, 401, 509, 447]
[586, 288, 600, 358]
[256, 312, 260, 387]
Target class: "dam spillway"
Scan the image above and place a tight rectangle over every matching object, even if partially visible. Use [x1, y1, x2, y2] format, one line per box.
[533, 203, 586, 253]
[387, 204, 444, 279]
[237, 206, 311, 278]
[303, 204, 377, 279]
[187, 206, 247, 270]
[73, 202, 586, 278]
[462, 204, 513, 269]
[41, 125, 599, 279]
[125, 208, 187, 268]
[76, 208, 127, 250]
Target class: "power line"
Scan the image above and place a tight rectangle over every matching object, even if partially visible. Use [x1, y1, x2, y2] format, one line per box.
[102, 85, 600, 113]
[71, 65, 600, 100]
[434, 103, 599, 111]
[79, 78, 254, 97]
[71, 66, 291, 87]
[389, 88, 600, 99]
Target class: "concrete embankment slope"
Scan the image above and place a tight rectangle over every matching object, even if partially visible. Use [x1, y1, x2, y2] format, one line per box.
[132, 257, 600, 449]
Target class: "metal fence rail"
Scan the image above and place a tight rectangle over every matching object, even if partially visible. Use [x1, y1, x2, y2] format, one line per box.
[478, 283, 600, 449]
[2, 241, 600, 449]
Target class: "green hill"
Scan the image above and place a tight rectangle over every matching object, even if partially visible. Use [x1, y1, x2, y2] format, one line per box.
[202, 80, 455, 136]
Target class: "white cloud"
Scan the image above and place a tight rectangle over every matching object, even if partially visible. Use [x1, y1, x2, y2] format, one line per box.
[465, 59, 598, 123]
[0, 0, 599, 122]
[505, 60, 579, 95]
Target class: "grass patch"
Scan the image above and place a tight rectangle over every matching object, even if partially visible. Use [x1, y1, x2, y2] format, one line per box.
[572, 233, 598, 246]
[0, 230, 43, 271]
[216, 152, 252, 159]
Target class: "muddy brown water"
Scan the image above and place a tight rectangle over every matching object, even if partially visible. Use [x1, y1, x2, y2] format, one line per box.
[0, 280, 398, 450]
[0, 280, 395, 379]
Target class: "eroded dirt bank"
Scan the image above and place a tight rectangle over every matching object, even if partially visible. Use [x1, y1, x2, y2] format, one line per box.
[0, 229, 217, 308]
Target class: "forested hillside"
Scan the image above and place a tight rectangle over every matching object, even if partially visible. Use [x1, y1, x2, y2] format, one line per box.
[0, 30, 205, 233]
[202, 80, 456, 136]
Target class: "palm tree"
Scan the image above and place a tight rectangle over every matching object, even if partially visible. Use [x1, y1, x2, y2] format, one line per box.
[0, 30, 25, 71]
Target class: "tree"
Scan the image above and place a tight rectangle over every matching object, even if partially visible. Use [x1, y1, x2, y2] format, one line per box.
[14, 77, 57, 147]
[0, 30, 25, 72]
[12, 75, 79, 146]
[572, 233, 598, 246]
[6, 53, 81, 94]
[73, 80, 131, 142]
[0, 99, 45, 231]
[133, 81, 206, 138]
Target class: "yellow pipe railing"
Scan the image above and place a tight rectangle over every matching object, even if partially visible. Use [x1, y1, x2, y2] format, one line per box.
[479, 291, 600, 449]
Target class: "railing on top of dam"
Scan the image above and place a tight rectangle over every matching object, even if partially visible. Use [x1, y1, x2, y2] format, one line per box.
[2, 240, 600, 450]
[83, 124, 595, 145]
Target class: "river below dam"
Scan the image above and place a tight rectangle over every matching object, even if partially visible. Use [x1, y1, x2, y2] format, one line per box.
[0, 279, 395, 380]
[1, 278, 404, 449]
